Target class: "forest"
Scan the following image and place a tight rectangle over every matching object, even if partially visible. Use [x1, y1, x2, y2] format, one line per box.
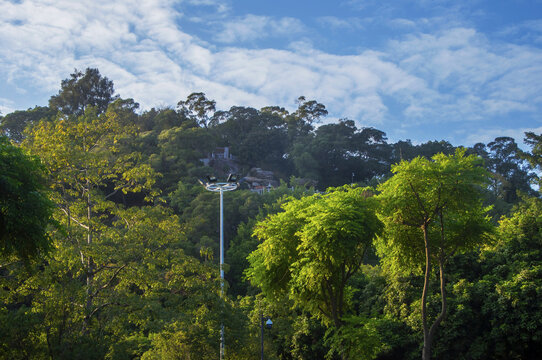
[1, 68, 541, 360]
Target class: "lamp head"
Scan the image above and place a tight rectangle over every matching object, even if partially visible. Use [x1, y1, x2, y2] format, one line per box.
[227, 174, 238, 183]
[265, 318, 273, 329]
[206, 175, 217, 183]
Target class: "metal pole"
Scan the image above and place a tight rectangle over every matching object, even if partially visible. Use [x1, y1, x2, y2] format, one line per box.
[220, 188, 225, 360]
[199, 178, 237, 360]
[260, 313, 264, 360]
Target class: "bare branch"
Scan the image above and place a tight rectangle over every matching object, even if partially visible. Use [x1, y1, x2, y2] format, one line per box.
[59, 207, 89, 230]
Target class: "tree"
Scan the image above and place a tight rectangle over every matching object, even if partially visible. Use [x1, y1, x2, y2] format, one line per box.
[293, 96, 328, 125]
[0, 203, 226, 359]
[522, 131, 542, 190]
[291, 120, 392, 189]
[421, 196, 542, 360]
[153, 118, 216, 191]
[177, 92, 216, 128]
[23, 101, 157, 332]
[376, 149, 493, 360]
[49, 68, 118, 116]
[293, 119, 357, 188]
[247, 186, 382, 330]
[0, 106, 55, 143]
[486, 137, 534, 203]
[0, 136, 54, 261]
[282, 96, 327, 150]
[215, 106, 288, 170]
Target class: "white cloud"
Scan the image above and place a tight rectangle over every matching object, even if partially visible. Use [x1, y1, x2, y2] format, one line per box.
[341, 0, 379, 11]
[317, 16, 364, 31]
[0, 97, 15, 116]
[463, 126, 542, 148]
[498, 19, 542, 44]
[388, 27, 542, 124]
[214, 15, 305, 43]
[1, 0, 542, 147]
[388, 18, 417, 29]
[185, 0, 230, 14]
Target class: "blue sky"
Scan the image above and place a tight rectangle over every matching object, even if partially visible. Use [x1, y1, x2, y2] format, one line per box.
[1, 0, 542, 146]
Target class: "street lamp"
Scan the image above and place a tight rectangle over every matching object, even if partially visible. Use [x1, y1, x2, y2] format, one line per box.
[260, 314, 273, 360]
[199, 174, 239, 360]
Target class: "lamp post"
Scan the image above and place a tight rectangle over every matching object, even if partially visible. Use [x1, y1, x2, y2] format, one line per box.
[260, 314, 273, 360]
[199, 174, 238, 360]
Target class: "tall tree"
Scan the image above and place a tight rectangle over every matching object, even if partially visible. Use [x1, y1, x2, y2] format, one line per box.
[377, 149, 493, 360]
[284, 96, 327, 148]
[177, 92, 216, 128]
[293, 96, 328, 125]
[522, 131, 542, 190]
[486, 137, 534, 203]
[23, 101, 157, 331]
[49, 68, 118, 116]
[0, 136, 54, 261]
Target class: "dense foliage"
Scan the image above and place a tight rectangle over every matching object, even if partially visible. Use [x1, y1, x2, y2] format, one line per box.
[0, 68, 540, 359]
[0, 136, 54, 261]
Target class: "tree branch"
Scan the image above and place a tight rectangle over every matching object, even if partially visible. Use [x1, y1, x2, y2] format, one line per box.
[86, 302, 118, 321]
[59, 207, 89, 230]
[92, 264, 128, 298]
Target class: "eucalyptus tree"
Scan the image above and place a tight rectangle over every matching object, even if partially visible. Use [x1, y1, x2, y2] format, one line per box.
[49, 68, 118, 116]
[177, 92, 216, 129]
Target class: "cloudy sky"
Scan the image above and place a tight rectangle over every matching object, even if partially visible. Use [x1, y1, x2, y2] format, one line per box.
[1, 0, 542, 146]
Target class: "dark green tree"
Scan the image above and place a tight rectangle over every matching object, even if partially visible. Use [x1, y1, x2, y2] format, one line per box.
[0, 106, 55, 143]
[0, 136, 54, 261]
[215, 106, 288, 171]
[522, 131, 542, 190]
[49, 68, 118, 116]
[486, 137, 534, 203]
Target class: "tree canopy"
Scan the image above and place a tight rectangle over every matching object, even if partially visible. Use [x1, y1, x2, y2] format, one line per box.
[247, 186, 382, 330]
[49, 68, 118, 116]
[0, 136, 54, 261]
[377, 149, 494, 360]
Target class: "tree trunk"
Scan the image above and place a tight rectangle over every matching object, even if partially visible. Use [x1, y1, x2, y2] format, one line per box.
[421, 223, 431, 360]
[83, 180, 94, 333]
[422, 232, 449, 360]
[427, 257, 447, 356]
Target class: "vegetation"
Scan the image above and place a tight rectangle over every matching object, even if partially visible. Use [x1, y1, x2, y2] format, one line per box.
[0, 68, 540, 359]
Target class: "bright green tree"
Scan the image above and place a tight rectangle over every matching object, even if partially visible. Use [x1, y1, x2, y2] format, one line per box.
[376, 149, 493, 360]
[247, 186, 382, 359]
[23, 101, 157, 332]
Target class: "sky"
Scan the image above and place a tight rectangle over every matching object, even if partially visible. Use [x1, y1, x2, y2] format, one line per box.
[1, 0, 542, 146]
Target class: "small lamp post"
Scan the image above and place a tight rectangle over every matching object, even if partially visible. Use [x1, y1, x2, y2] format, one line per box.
[260, 314, 273, 360]
[199, 174, 239, 360]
